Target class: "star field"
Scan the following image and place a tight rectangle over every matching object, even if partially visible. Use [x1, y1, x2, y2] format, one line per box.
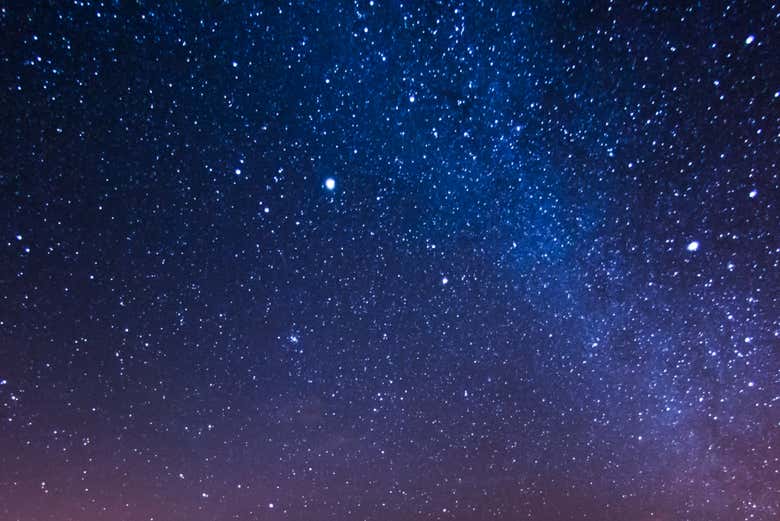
[1, 2, 779, 520]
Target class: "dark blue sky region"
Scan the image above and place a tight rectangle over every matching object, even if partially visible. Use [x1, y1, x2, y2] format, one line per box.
[1, 2, 778, 520]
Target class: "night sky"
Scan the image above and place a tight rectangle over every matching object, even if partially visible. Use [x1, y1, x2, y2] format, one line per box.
[1, 2, 779, 520]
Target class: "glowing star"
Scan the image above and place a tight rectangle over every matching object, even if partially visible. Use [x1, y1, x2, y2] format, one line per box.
[234, 168, 242, 176]
[687, 241, 699, 252]
[745, 35, 755, 45]
[441, 276, 449, 285]
[749, 189, 757, 198]
[325, 177, 336, 190]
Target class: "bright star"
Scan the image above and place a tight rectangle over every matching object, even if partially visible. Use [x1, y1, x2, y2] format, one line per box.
[325, 178, 336, 190]
[687, 241, 699, 252]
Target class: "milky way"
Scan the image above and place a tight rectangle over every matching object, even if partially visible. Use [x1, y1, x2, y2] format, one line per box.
[1, 2, 779, 520]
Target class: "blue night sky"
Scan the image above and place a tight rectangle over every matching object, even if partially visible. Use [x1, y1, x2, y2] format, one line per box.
[1, 2, 778, 520]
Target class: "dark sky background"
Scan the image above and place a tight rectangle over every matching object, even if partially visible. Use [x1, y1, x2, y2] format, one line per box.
[1, 1, 778, 520]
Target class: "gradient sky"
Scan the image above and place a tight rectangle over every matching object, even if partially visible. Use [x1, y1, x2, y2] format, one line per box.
[1, 2, 778, 520]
